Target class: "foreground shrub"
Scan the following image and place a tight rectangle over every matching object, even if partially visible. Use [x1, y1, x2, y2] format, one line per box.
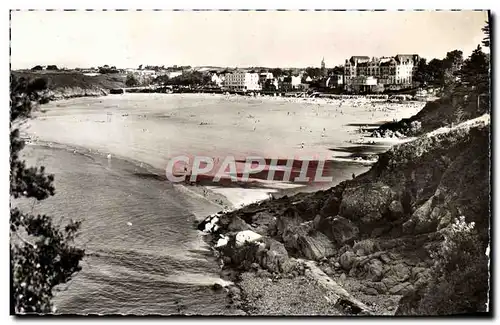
[399, 216, 489, 315]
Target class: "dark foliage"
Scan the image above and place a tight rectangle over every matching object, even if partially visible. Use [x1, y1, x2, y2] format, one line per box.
[98, 65, 119, 74]
[404, 220, 489, 315]
[125, 73, 140, 87]
[305, 67, 322, 79]
[269, 68, 283, 78]
[10, 74, 85, 314]
[482, 21, 490, 48]
[156, 71, 212, 87]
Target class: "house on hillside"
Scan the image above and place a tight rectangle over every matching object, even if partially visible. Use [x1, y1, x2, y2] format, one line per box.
[325, 75, 343, 88]
[281, 75, 302, 91]
[259, 72, 274, 85]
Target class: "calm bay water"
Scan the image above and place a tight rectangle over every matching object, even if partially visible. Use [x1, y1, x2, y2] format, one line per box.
[19, 146, 231, 315]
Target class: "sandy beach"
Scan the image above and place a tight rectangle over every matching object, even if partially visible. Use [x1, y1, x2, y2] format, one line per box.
[23, 93, 425, 207]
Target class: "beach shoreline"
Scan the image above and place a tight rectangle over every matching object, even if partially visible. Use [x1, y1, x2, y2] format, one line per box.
[25, 92, 426, 212]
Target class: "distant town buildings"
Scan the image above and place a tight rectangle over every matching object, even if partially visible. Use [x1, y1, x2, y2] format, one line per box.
[37, 52, 422, 94]
[281, 75, 303, 91]
[325, 75, 343, 88]
[223, 71, 261, 91]
[259, 72, 274, 84]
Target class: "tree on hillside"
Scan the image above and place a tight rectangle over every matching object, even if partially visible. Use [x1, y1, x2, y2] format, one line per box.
[444, 50, 463, 68]
[46, 65, 59, 71]
[125, 73, 140, 87]
[456, 45, 490, 98]
[31, 66, 44, 71]
[262, 79, 277, 91]
[305, 67, 322, 80]
[98, 65, 119, 74]
[426, 59, 445, 87]
[328, 65, 344, 76]
[10, 74, 84, 314]
[167, 71, 211, 87]
[413, 58, 429, 86]
[482, 22, 490, 48]
[269, 68, 283, 78]
[154, 75, 170, 85]
[439, 50, 463, 95]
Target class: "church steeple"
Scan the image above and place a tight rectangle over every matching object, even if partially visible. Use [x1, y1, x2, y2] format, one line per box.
[321, 57, 326, 76]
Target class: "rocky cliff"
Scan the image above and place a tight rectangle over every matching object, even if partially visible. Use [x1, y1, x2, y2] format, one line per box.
[199, 114, 491, 315]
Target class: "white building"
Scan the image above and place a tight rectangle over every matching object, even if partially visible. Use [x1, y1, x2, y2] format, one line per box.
[166, 71, 183, 79]
[291, 76, 302, 88]
[223, 72, 261, 91]
[326, 75, 344, 87]
[211, 73, 225, 87]
[259, 72, 274, 84]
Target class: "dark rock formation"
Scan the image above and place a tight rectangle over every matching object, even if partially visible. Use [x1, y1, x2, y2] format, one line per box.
[199, 113, 490, 315]
[318, 216, 359, 247]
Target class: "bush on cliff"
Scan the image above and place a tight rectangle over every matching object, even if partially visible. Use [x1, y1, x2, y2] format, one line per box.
[125, 73, 140, 87]
[398, 216, 489, 315]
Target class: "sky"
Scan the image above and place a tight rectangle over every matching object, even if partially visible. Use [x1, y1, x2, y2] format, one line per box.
[10, 10, 489, 69]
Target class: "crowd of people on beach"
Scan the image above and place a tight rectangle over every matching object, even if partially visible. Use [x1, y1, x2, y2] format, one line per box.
[219, 91, 422, 111]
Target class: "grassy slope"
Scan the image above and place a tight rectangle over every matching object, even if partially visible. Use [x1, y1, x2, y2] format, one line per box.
[12, 70, 126, 91]
[375, 92, 490, 137]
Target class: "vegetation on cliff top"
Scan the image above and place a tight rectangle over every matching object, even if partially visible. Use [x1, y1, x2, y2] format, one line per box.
[12, 70, 126, 92]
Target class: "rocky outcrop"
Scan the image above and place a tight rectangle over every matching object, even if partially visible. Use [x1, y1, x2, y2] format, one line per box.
[199, 114, 490, 315]
[303, 260, 373, 315]
[339, 181, 395, 228]
[318, 216, 359, 246]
